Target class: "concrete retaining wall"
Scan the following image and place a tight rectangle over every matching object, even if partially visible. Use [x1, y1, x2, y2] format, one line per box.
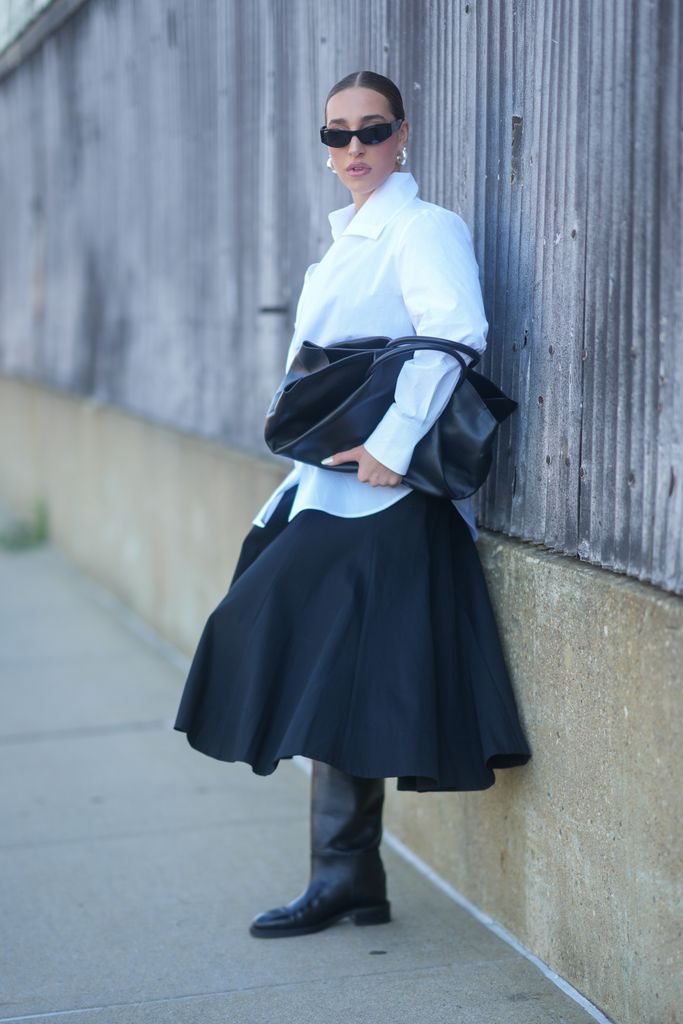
[1, 373, 681, 1023]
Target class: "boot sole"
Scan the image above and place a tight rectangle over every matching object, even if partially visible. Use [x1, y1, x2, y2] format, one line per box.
[249, 900, 391, 938]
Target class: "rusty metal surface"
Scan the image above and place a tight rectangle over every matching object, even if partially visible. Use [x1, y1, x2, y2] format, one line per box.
[0, 0, 681, 593]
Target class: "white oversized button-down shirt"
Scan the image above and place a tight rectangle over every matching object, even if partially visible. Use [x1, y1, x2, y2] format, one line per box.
[252, 170, 489, 541]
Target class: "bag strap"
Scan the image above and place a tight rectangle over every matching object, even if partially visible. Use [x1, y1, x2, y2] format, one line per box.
[369, 336, 482, 377]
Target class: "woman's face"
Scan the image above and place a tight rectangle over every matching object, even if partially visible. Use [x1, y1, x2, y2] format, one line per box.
[324, 87, 409, 209]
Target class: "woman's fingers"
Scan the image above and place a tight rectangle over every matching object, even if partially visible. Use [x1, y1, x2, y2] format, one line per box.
[321, 447, 361, 466]
[321, 446, 403, 486]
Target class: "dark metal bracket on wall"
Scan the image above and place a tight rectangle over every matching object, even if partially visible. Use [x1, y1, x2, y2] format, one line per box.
[0, 0, 91, 82]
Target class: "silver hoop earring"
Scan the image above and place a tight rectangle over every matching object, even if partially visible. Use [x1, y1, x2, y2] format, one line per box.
[396, 147, 408, 166]
[326, 156, 337, 174]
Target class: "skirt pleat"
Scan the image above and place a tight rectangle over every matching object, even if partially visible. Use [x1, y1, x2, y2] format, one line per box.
[173, 484, 532, 792]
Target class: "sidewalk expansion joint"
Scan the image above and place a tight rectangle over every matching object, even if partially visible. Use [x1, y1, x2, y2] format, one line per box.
[0, 815, 307, 852]
[0, 958, 566, 1023]
[0, 719, 171, 746]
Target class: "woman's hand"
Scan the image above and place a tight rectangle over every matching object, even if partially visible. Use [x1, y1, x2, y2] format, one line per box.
[321, 445, 404, 487]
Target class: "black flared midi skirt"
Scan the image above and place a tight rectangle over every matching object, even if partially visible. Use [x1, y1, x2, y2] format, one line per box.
[174, 485, 532, 792]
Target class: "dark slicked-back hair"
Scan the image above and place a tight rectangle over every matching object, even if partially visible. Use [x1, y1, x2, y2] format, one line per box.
[324, 70, 405, 122]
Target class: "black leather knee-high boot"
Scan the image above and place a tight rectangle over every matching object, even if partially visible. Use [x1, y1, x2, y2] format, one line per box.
[249, 760, 391, 937]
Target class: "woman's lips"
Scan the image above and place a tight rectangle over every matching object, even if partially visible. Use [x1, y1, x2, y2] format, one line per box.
[346, 164, 371, 177]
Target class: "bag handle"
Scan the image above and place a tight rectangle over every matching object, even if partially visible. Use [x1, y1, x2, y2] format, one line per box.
[368, 336, 482, 377]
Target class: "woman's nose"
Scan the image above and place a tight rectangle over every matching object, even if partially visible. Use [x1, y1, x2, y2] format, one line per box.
[348, 134, 365, 155]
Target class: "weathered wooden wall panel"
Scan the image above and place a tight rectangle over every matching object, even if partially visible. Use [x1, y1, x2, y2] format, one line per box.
[577, 0, 683, 591]
[0, 0, 681, 593]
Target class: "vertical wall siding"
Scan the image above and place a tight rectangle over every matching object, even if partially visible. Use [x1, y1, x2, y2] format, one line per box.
[0, 0, 681, 593]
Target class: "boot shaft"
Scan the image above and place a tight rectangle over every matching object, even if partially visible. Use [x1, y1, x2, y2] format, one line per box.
[310, 760, 385, 856]
[309, 759, 387, 903]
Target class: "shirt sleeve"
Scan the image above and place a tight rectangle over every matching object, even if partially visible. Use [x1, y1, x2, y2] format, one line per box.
[285, 262, 320, 373]
[362, 209, 489, 476]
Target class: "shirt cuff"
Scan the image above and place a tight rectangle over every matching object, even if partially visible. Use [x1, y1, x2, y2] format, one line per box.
[362, 404, 425, 476]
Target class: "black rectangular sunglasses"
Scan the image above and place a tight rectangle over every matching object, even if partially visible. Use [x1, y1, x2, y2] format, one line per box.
[320, 118, 403, 148]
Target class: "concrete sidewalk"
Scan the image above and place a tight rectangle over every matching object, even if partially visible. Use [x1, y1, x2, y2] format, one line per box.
[0, 526, 604, 1023]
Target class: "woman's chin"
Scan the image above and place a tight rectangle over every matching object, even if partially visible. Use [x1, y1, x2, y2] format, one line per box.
[343, 170, 392, 198]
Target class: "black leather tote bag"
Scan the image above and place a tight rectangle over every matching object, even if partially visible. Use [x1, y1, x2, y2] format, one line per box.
[264, 335, 517, 500]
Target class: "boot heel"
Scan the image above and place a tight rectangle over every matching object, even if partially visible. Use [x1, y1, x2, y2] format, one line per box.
[351, 901, 391, 926]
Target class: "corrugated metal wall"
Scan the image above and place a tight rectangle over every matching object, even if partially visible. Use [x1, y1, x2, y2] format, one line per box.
[0, 0, 681, 593]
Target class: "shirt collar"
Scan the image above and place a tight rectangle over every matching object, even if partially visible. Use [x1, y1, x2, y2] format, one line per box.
[328, 171, 419, 241]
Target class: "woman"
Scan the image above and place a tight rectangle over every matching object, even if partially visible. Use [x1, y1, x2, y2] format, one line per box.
[174, 70, 531, 938]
